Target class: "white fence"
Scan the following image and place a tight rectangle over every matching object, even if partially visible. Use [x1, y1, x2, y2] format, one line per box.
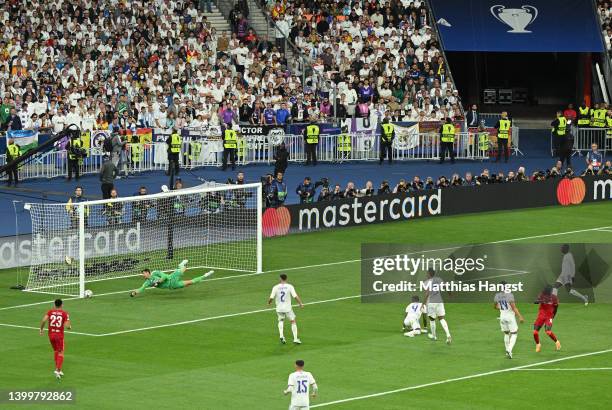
[549, 127, 611, 157]
[1, 132, 491, 181]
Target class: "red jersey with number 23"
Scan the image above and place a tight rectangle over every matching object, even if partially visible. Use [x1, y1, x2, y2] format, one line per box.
[47, 309, 69, 337]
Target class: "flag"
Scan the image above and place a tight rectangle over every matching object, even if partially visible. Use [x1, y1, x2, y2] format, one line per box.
[393, 124, 420, 150]
[7, 130, 39, 154]
[137, 128, 153, 144]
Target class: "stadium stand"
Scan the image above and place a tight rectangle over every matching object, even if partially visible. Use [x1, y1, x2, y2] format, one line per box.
[257, 0, 464, 122]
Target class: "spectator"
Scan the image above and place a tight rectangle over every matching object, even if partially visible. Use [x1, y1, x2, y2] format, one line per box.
[466, 104, 479, 128]
[7, 108, 22, 131]
[563, 104, 577, 123]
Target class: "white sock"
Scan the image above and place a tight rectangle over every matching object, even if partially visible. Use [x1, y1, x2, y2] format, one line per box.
[509, 333, 517, 353]
[439, 319, 451, 337]
[569, 288, 588, 302]
[552, 287, 558, 296]
[430, 321, 436, 338]
[278, 321, 284, 338]
[504, 334, 510, 350]
[291, 322, 298, 340]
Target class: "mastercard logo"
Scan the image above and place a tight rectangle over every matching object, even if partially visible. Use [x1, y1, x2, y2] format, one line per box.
[557, 178, 586, 206]
[262, 206, 291, 237]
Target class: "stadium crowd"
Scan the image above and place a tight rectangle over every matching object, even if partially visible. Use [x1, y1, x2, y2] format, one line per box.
[598, 0, 612, 51]
[0, 0, 463, 135]
[262, 0, 464, 122]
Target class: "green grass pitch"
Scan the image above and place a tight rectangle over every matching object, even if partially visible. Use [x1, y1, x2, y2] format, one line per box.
[1, 202, 612, 409]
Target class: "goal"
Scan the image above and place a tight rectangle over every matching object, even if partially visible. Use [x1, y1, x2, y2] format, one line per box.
[24, 182, 262, 297]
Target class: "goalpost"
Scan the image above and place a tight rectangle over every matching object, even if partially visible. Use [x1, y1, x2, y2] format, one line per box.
[24, 182, 263, 297]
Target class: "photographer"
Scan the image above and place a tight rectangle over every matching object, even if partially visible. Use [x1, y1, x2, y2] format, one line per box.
[66, 134, 85, 181]
[102, 188, 123, 225]
[436, 176, 449, 188]
[343, 182, 357, 198]
[132, 186, 152, 223]
[296, 177, 316, 204]
[450, 173, 463, 187]
[378, 180, 391, 195]
[358, 181, 375, 197]
[599, 160, 612, 175]
[331, 184, 343, 200]
[393, 179, 408, 193]
[424, 177, 435, 190]
[410, 176, 424, 191]
[228, 172, 251, 207]
[478, 169, 491, 185]
[532, 170, 547, 181]
[262, 174, 274, 207]
[463, 172, 477, 186]
[516, 167, 529, 182]
[269, 172, 287, 207]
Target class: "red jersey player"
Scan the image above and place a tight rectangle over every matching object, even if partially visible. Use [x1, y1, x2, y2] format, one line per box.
[533, 285, 561, 353]
[39, 299, 71, 379]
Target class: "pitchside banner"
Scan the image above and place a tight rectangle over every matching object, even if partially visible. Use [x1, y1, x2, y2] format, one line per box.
[261, 176, 612, 237]
[430, 0, 603, 52]
[360, 244, 612, 303]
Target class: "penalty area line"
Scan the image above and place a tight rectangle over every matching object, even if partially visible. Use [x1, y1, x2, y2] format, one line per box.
[310, 349, 612, 408]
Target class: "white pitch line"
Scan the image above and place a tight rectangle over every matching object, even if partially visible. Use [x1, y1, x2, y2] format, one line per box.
[310, 349, 612, 408]
[595, 229, 612, 233]
[514, 368, 612, 371]
[1, 224, 610, 312]
[0, 322, 99, 337]
[95, 295, 360, 337]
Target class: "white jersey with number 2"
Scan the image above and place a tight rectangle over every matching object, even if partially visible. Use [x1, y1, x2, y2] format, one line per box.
[288, 370, 316, 408]
[270, 283, 297, 313]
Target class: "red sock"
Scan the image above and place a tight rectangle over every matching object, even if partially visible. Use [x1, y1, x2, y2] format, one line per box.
[57, 353, 64, 371]
[533, 330, 540, 344]
[545, 330, 557, 342]
[54, 351, 59, 369]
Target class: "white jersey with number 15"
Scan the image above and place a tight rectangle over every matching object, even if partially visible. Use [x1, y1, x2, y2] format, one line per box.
[270, 283, 297, 313]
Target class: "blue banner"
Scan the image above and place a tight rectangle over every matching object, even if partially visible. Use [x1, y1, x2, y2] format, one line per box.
[430, 0, 603, 52]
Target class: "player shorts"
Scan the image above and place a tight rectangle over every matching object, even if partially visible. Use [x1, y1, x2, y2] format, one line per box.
[427, 303, 445, 318]
[500, 315, 518, 333]
[49, 335, 64, 352]
[404, 314, 421, 330]
[556, 274, 574, 286]
[289, 406, 309, 410]
[277, 310, 296, 321]
[534, 315, 553, 329]
[167, 270, 186, 289]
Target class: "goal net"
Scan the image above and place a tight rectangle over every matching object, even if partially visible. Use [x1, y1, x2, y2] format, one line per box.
[24, 182, 262, 297]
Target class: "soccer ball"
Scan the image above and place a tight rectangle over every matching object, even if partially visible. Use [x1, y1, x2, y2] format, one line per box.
[84, 289, 93, 298]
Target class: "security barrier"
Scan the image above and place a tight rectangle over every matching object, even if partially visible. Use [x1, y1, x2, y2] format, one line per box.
[1, 133, 490, 181]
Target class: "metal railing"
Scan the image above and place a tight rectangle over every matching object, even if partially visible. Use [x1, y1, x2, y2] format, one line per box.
[553, 126, 611, 157]
[1, 133, 491, 181]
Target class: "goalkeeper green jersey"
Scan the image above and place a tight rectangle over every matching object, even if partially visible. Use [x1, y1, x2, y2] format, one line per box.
[137, 270, 172, 292]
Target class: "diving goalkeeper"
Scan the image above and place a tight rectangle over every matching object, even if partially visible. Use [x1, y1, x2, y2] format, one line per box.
[130, 260, 213, 297]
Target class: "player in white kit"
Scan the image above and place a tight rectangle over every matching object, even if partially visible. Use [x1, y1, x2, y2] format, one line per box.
[268, 274, 304, 344]
[493, 283, 524, 359]
[403, 295, 427, 337]
[284, 359, 318, 410]
[423, 268, 452, 344]
[553, 244, 588, 305]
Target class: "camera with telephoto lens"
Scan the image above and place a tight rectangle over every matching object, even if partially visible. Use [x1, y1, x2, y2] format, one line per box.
[315, 177, 329, 189]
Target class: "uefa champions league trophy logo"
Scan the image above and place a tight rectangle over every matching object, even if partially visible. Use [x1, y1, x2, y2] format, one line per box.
[490, 5, 538, 33]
